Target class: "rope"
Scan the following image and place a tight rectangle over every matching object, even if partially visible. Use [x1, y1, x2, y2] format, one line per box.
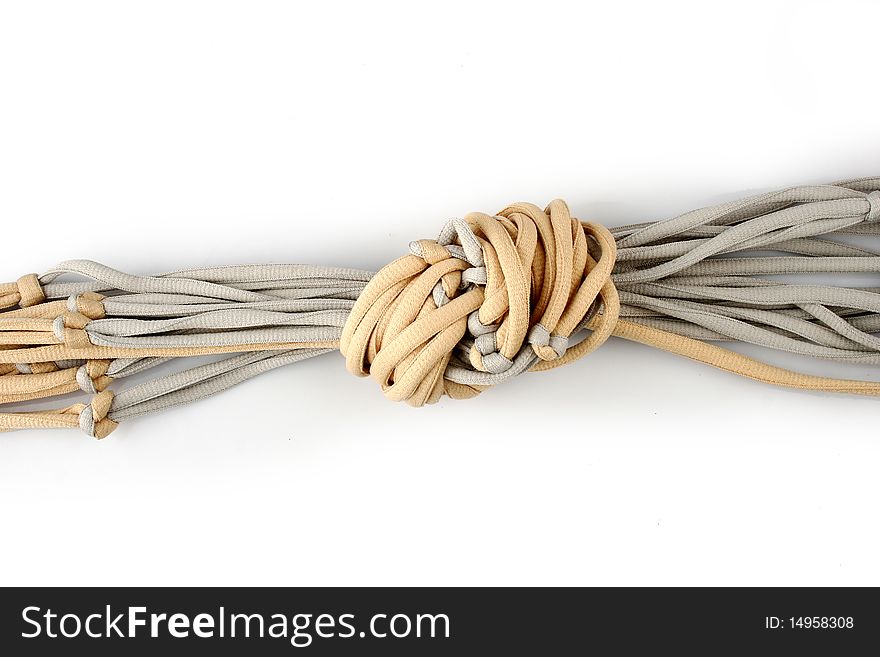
[340, 201, 618, 404]
[2, 177, 880, 437]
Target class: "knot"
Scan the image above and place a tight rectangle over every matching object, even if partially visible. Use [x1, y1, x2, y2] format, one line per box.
[867, 191, 880, 222]
[52, 311, 94, 349]
[66, 292, 106, 319]
[16, 274, 45, 307]
[340, 199, 620, 406]
[76, 359, 112, 394]
[78, 389, 118, 439]
[528, 323, 569, 359]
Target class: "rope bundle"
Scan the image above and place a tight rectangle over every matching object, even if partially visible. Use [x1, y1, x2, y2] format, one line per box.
[340, 201, 618, 405]
[2, 177, 880, 438]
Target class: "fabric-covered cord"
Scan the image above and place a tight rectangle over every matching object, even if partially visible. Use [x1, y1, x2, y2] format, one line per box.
[0, 265, 363, 435]
[2, 177, 880, 438]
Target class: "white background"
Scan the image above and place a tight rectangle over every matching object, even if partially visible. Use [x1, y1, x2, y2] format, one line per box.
[1, 0, 879, 586]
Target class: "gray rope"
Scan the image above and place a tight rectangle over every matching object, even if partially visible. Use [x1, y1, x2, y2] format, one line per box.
[610, 178, 880, 366]
[108, 349, 333, 421]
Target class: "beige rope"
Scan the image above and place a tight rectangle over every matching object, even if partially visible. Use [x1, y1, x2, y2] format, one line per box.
[0, 340, 340, 364]
[612, 318, 880, 395]
[0, 274, 46, 310]
[0, 389, 117, 438]
[0, 360, 111, 404]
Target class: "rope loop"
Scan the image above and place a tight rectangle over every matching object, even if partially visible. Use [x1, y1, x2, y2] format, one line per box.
[340, 199, 620, 406]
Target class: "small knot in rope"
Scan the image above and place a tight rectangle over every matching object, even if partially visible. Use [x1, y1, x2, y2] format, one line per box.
[340, 199, 620, 406]
[78, 389, 118, 439]
[17, 274, 45, 307]
[52, 311, 94, 349]
[76, 359, 113, 394]
[67, 291, 106, 319]
[50, 293, 106, 349]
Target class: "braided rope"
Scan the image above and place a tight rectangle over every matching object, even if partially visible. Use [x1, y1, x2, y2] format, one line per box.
[1, 177, 879, 437]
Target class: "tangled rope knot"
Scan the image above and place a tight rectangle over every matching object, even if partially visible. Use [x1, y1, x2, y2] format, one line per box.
[340, 199, 620, 406]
